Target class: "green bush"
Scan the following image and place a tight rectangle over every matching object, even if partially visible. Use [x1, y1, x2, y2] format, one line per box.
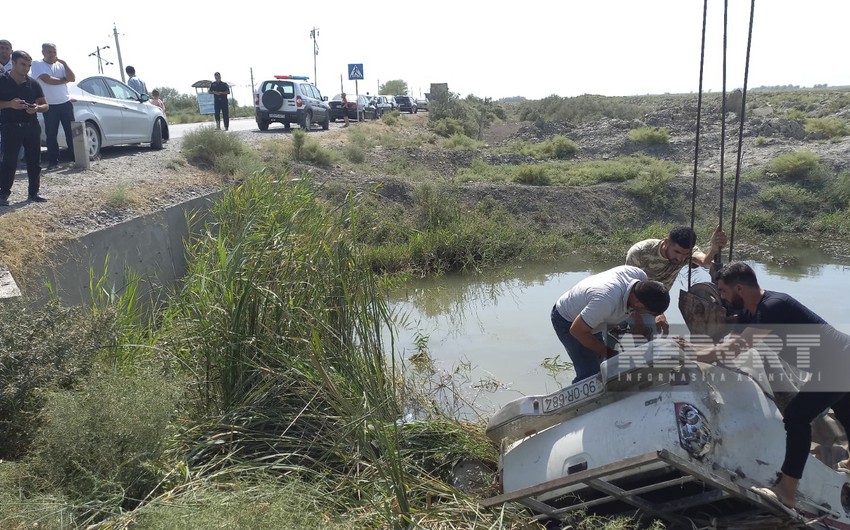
[829, 171, 850, 208]
[784, 109, 807, 120]
[540, 135, 578, 159]
[739, 208, 784, 234]
[442, 133, 484, 150]
[626, 165, 672, 205]
[430, 118, 467, 138]
[513, 165, 551, 186]
[381, 110, 400, 125]
[344, 143, 366, 163]
[805, 117, 849, 138]
[628, 126, 669, 145]
[28, 366, 182, 523]
[754, 136, 768, 146]
[767, 151, 821, 180]
[757, 184, 820, 214]
[182, 126, 248, 167]
[517, 94, 648, 124]
[291, 129, 335, 166]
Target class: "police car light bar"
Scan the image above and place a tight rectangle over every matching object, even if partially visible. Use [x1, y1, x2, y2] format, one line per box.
[274, 75, 310, 80]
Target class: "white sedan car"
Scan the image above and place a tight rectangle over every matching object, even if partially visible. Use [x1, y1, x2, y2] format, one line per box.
[40, 75, 168, 159]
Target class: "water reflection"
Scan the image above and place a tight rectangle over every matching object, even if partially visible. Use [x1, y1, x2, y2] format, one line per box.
[388, 256, 850, 415]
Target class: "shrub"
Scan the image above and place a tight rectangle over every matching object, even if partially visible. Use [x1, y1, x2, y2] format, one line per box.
[29, 367, 183, 523]
[757, 184, 820, 214]
[629, 126, 669, 145]
[767, 151, 821, 180]
[412, 182, 460, 229]
[754, 136, 768, 146]
[344, 143, 366, 163]
[805, 117, 849, 138]
[540, 135, 578, 159]
[626, 165, 672, 205]
[829, 171, 850, 208]
[739, 208, 784, 234]
[513, 165, 551, 186]
[442, 133, 484, 150]
[182, 126, 248, 167]
[430, 118, 466, 138]
[291, 129, 335, 166]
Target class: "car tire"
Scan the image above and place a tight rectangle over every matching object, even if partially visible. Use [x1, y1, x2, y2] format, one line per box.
[321, 114, 330, 130]
[284, 122, 291, 131]
[150, 119, 164, 150]
[258, 120, 270, 131]
[84, 121, 102, 159]
[261, 90, 283, 111]
[301, 112, 311, 131]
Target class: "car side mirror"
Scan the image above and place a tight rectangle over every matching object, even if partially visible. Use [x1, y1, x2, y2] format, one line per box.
[323, 96, 328, 101]
[139, 94, 151, 102]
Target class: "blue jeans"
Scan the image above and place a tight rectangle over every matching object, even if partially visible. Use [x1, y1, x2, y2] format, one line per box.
[44, 100, 75, 165]
[551, 305, 605, 384]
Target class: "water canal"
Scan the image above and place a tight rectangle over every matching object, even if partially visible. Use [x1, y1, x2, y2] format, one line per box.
[388, 252, 850, 417]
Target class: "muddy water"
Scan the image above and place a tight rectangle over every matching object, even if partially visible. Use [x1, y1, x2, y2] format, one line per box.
[388, 254, 850, 415]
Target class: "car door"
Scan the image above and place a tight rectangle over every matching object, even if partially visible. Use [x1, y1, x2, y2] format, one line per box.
[309, 85, 327, 121]
[77, 77, 126, 146]
[102, 77, 150, 142]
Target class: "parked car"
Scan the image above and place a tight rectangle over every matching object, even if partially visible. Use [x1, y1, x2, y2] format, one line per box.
[254, 75, 330, 131]
[328, 94, 375, 121]
[39, 75, 169, 159]
[380, 95, 398, 110]
[416, 98, 429, 111]
[395, 95, 418, 114]
[370, 95, 393, 118]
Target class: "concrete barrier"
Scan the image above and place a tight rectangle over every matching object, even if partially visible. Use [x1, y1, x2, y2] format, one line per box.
[23, 191, 222, 307]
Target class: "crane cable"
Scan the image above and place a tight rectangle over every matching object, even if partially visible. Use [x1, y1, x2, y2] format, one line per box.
[689, 0, 757, 287]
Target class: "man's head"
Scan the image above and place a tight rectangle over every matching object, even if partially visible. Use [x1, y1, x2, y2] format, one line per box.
[663, 227, 698, 265]
[214, 72, 221, 80]
[631, 280, 670, 316]
[0, 40, 12, 63]
[715, 262, 760, 310]
[126, 66, 136, 76]
[151, 89, 160, 98]
[41, 43, 57, 63]
[10, 50, 32, 77]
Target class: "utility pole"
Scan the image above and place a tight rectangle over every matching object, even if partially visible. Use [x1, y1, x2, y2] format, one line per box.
[309, 27, 319, 86]
[112, 24, 125, 82]
[88, 45, 113, 75]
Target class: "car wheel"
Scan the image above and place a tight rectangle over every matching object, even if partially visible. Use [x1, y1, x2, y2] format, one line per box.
[150, 119, 164, 150]
[85, 121, 102, 159]
[257, 120, 270, 131]
[301, 112, 311, 131]
[321, 114, 330, 130]
[284, 122, 291, 131]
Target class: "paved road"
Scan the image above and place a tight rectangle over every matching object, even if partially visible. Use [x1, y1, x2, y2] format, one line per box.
[169, 117, 338, 139]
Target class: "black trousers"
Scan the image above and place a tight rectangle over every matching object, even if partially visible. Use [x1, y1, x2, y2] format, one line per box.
[214, 98, 229, 129]
[782, 389, 850, 478]
[0, 121, 42, 198]
[43, 100, 74, 165]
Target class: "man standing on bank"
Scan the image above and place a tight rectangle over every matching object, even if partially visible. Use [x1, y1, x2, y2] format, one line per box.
[31, 43, 75, 169]
[209, 72, 230, 131]
[551, 265, 670, 383]
[0, 50, 49, 205]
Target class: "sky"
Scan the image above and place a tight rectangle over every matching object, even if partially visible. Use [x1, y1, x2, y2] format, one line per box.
[6, 0, 848, 107]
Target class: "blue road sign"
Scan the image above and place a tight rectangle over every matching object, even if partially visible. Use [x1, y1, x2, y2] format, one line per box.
[348, 63, 364, 80]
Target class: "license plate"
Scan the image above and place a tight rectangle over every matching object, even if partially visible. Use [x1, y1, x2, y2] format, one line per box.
[542, 377, 604, 413]
[269, 113, 289, 119]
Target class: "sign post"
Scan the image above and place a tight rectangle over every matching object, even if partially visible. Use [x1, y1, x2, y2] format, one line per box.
[347, 63, 364, 95]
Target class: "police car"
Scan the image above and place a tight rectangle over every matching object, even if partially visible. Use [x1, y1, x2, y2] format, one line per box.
[254, 75, 330, 132]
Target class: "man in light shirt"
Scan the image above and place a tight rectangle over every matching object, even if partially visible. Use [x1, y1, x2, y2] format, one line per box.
[125, 65, 147, 95]
[31, 43, 75, 169]
[551, 265, 670, 383]
[0, 40, 13, 72]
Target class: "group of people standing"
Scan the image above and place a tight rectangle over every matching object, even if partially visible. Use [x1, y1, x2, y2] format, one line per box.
[0, 40, 155, 207]
[551, 226, 850, 512]
[0, 41, 76, 205]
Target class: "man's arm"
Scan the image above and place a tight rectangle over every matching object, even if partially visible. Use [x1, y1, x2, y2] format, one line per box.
[691, 225, 728, 267]
[570, 316, 618, 360]
[57, 59, 74, 83]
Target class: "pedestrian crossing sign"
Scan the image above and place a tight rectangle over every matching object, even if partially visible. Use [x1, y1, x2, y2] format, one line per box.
[348, 63, 364, 80]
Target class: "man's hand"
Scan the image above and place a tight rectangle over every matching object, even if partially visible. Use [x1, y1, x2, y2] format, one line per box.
[655, 313, 669, 336]
[710, 225, 728, 252]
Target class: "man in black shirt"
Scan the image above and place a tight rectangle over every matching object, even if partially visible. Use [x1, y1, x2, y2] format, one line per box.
[208, 72, 230, 131]
[685, 262, 850, 510]
[0, 50, 49, 205]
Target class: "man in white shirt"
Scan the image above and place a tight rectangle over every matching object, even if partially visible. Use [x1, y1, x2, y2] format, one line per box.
[551, 265, 670, 383]
[31, 43, 75, 169]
